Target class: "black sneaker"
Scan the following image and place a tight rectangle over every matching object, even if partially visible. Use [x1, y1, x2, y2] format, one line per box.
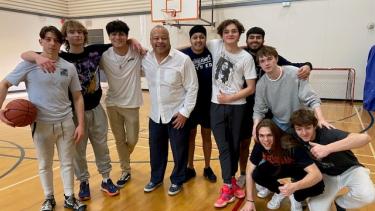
[185, 167, 196, 182]
[116, 172, 131, 188]
[203, 167, 217, 183]
[335, 201, 346, 211]
[40, 196, 56, 211]
[168, 184, 182, 196]
[78, 181, 90, 201]
[64, 195, 87, 211]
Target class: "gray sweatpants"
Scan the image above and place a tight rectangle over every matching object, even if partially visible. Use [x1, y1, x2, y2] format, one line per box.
[73, 104, 112, 181]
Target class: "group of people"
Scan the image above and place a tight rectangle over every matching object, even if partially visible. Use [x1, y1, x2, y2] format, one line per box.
[0, 17, 373, 211]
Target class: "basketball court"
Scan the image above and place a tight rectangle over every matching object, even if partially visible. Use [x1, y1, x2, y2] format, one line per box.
[0, 90, 374, 211]
[0, 0, 374, 210]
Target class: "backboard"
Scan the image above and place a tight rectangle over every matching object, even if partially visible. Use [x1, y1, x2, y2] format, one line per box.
[151, 0, 200, 22]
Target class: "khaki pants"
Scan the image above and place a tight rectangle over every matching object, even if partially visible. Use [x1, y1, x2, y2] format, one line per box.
[107, 106, 140, 174]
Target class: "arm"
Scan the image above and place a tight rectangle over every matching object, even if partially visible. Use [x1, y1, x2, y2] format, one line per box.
[71, 90, 84, 143]
[173, 58, 198, 129]
[21, 51, 56, 72]
[0, 80, 15, 126]
[279, 163, 322, 197]
[240, 162, 257, 211]
[217, 79, 255, 103]
[278, 55, 312, 80]
[252, 82, 268, 137]
[127, 38, 147, 56]
[309, 132, 371, 159]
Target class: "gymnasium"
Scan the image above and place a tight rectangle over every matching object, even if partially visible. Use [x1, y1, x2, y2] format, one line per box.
[0, 0, 374, 210]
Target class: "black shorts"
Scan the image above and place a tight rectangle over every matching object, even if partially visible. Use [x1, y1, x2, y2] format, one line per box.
[188, 106, 211, 129]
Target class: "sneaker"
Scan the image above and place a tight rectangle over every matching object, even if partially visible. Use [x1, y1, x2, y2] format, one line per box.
[236, 174, 246, 188]
[64, 195, 87, 211]
[78, 181, 90, 201]
[214, 184, 235, 208]
[289, 194, 303, 211]
[168, 184, 182, 196]
[185, 167, 196, 182]
[231, 177, 245, 199]
[203, 167, 217, 182]
[40, 196, 56, 211]
[335, 201, 346, 211]
[144, 181, 163, 193]
[101, 179, 119, 196]
[116, 172, 131, 188]
[267, 192, 285, 209]
[256, 184, 271, 198]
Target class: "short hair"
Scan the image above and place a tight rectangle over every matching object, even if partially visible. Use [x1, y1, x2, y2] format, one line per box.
[150, 25, 169, 38]
[290, 109, 319, 127]
[60, 20, 88, 51]
[106, 20, 130, 35]
[39, 26, 64, 44]
[256, 45, 278, 63]
[217, 19, 245, 37]
[189, 25, 207, 38]
[246, 27, 265, 39]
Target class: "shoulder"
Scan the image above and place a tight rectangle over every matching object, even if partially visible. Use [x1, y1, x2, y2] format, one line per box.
[317, 127, 349, 142]
[172, 48, 190, 60]
[180, 47, 191, 54]
[58, 58, 76, 70]
[85, 44, 111, 52]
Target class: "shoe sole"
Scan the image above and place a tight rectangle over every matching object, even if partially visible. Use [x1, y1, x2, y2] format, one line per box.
[214, 196, 235, 208]
[204, 175, 217, 183]
[168, 188, 182, 196]
[79, 196, 91, 201]
[257, 192, 271, 198]
[101, 188, 120, 196]
[144, 182, 162, 193]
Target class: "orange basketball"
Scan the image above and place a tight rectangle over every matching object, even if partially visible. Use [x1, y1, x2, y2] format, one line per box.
[4, 99, 37, 127]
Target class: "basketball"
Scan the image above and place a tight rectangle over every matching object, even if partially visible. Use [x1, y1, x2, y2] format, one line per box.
[4, 99, 37, 127]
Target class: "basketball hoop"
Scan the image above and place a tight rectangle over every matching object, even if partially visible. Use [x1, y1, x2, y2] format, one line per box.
[161, 9, 178, 26]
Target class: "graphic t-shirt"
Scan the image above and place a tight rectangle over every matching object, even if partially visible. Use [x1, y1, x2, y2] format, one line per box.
[206, 39, 256, 105]
[180, 47, 212, 112]
[60, 44, 111, 110]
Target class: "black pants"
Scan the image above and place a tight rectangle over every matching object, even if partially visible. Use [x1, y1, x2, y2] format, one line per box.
[211, 103, 245, 184]
[252, 161, 325, 201]
[149, 118, 189, 186]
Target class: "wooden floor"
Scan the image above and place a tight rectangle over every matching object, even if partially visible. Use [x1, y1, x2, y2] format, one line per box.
[0, 91, 374, 211]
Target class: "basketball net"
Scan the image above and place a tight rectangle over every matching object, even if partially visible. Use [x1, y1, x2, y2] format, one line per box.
[161, 9, 178, 26]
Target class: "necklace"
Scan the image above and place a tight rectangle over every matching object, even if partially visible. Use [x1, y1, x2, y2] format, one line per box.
[113, 50, 126, 69]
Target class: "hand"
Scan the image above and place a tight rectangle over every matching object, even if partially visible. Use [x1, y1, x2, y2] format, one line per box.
[240, 201, 256, 211]
[73, 124, 84, 144]
[309, 142, 330, 159]
[0, 109, 15, 127]
[217, 90, 233, 104]
[297, 65, 311, 80]
[318, 119, 335, 129]
[128, 38, 147, 55]
[172, 112, 187, 129]
[278, 182, 297, 197]
[35, 55, 56, 73]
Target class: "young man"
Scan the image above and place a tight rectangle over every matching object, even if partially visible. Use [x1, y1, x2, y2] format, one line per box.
[0, 26, 86, 211]
[180, 25, 216, 183]
[100, 20, 143, 188]
[252, 45, 332, 134]
[142, 25, 198, 196]
[206, 19, 257, 208]
[21, 20, 119, 200]
[291, 109, 375, 211]
[237, 26, 313, 188]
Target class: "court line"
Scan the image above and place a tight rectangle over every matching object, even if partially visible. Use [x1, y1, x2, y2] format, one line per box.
[354, 106, 375, 161]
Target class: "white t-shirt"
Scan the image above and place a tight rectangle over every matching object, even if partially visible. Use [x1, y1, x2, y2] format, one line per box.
[207, 39, 256, 105]
[100, 47, 143, 108]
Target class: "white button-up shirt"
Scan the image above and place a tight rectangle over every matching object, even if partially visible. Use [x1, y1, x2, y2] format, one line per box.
[142, 48, 198, 124]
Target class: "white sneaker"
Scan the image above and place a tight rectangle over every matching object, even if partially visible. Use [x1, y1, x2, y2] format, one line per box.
[236, 175, 246, 188]
[289, 194, 303, 211]
[256, 184, 271, 198]
[267, 192, 285, 209]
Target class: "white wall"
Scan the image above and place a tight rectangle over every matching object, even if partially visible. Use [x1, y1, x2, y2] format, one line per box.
[1, 0, 374, 99]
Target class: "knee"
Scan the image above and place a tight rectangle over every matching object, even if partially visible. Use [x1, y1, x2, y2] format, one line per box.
[351, 185, 375, 204]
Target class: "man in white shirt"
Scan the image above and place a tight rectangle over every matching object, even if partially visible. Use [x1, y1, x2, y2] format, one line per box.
[142, 25, 198, 196]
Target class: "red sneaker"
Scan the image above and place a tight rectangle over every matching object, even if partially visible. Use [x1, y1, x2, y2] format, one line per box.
[232, 177, 245, 199]
[214, 184, 235, 208]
